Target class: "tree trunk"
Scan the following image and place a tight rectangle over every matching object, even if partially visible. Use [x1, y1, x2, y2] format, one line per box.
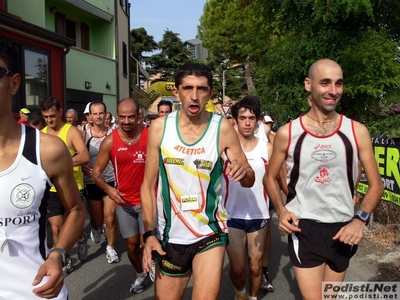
[244, 58, 256, 92]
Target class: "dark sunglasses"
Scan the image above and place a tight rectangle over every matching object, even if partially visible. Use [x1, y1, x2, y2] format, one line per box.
[0, 67, 14, 78]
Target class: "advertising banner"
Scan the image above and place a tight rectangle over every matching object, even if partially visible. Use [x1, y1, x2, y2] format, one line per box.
[357, 136, 400, 207]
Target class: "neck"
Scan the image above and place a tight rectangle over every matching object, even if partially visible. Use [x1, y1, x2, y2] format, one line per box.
[91, 124, 107, 135]
[306, 111, 339, 123]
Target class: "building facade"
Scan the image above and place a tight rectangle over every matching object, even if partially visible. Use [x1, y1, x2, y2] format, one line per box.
[0, 0, 149, 122]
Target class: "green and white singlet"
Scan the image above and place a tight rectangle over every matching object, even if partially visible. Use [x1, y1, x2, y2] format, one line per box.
[157, 111, 228, 245]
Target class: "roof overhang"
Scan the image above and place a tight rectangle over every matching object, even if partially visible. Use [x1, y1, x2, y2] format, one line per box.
[65, 0, 113, 22]
[0, 12, 75, 48]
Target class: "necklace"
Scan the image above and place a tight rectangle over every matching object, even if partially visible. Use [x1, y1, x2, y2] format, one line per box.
[306, 113, 339, 124]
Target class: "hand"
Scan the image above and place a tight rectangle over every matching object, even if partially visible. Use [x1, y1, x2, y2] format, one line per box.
[107, 187, 125, 204]
[332, 218, 365, 245]
[278, 210, 301, 235]
[32, 257, 64, 298]
[225, 159, 247, 182]
[142, 236, 166, 273]
[81, 164, 93, 176]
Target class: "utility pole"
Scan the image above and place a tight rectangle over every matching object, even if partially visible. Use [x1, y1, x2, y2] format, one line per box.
[222, 70, 226, 104]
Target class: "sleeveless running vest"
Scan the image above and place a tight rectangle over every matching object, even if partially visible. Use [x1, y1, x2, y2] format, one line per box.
[285, 115, 359, 223]
[42, 123, 84, 191]
[222, 139, 270, 220]
[0, 125, 68, 299]
[110, 127, 148, 206]
[157, 111, 228, 245]
[254, 121, 269, 142]
[83, 127, 114, 184]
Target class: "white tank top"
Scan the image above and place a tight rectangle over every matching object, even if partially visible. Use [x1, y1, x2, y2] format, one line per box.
[285, 115, 359, 223]
[83, 127, 114, 184]
[254, 121, 269, 142]
[157, 111, 228, 245]
[222, 139, 270, 219]
[0, 125, 68, 299]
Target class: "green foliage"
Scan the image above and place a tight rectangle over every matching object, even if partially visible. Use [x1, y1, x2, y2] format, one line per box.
[199, 0, 400, 127]
[130, 27, 157, 61]
[145, 30, 193, 82]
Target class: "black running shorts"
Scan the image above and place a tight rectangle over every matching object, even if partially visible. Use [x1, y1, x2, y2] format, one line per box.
[157, 232, 228, 276]
[288, 219, 358, 273]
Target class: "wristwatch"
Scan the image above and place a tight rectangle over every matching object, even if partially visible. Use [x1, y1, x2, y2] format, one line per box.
[143, 229, 157, 243]
[353, 209, 370, 225]
[48, 248, 69, 267]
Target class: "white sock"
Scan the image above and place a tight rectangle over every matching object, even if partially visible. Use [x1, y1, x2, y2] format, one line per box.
[237, 287, 246, 296]
[248, 296, 257, 300]
[106, 245, 114, 251]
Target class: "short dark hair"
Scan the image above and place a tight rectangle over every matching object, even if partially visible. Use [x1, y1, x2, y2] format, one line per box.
[40, 96, 61, 111]
[157, 100, 172, 113]
[231, 95, 261, 121]
[27, 111, 45, 127]
[89, 100, 107, 113]
[0, 36, 18, 73]
[175, 62, 213, 89]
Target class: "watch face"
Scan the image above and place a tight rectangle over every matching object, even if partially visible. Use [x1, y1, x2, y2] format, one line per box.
[360, 211, 369, 219]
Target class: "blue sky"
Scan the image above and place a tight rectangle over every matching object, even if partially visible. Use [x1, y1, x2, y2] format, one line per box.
[129, 0, 207, 43]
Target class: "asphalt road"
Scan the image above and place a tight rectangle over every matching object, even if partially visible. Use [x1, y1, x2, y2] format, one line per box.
[63, 214, 377, 300]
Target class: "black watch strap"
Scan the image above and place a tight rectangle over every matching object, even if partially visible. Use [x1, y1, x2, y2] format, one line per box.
[143, 229, 157, 243]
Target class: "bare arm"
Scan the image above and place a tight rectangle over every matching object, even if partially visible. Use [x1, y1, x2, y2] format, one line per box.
[33, 133, 86, 297]
[220, 118, 255, 187]
[67, 126, 89, 166]
[264, 124, 300, 234]
[92, 134, 124, 204]
[140, 118, 166, 272]
[333, 122, 384, 244]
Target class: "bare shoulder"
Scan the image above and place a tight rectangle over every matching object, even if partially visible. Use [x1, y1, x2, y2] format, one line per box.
[68, 124, 84, 140]
[148, 117, 165, 142]
[99, 132, 114, 150]
[352, 120, 371, 137]
[219, 117, 235, 135]
[39, 132, 71, 178]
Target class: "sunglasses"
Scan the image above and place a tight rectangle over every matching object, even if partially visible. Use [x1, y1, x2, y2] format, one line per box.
[0, 67, 14, 78]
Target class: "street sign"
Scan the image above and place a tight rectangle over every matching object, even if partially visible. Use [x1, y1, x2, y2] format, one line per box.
[221, 104, 231, 116]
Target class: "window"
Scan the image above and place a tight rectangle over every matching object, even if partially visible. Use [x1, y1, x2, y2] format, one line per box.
[81, 22, 90, 51]
[65, 19, 76, 41]
[24, 49, 50, 109]
[122, 42, 127, 77]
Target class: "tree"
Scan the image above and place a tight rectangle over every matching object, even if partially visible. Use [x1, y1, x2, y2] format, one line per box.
[130, 27, 157, 61]
[145, 30, 192, 81]
[199, 0, 258, 93]
[199, 0, 400, 125]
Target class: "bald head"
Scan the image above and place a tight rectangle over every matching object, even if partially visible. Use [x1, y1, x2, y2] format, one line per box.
[308, 59, 342, 80]
[117, 98, 139, 114]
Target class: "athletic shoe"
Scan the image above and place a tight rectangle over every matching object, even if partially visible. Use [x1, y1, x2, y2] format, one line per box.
[90, 227, 102, 244]
[62, 257, 73, 277]
[260, 273, 275, 292]
[106, 247, 120, 264]
[234, 287, 248, 300]
[149, 260, 156, 282]
[77, 233, 88, 261]
[129, 272, 151, 294]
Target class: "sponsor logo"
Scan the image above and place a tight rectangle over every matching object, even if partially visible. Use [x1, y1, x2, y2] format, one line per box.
[163, 157, 185, 165]
[174, 145, 206, 155]
[193, 159, 213, 170]
[314, 144, 332, 150]
[161, 260, 183, 271]
[117, 147, 128, 151]
[10, 183, 35, 209]
[311, 149, 337, 162]
[133, 150, 146, 163]
[315, 166, 331, 184]
[0, 213, 38, 227]
[21, 176, 32, 181]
